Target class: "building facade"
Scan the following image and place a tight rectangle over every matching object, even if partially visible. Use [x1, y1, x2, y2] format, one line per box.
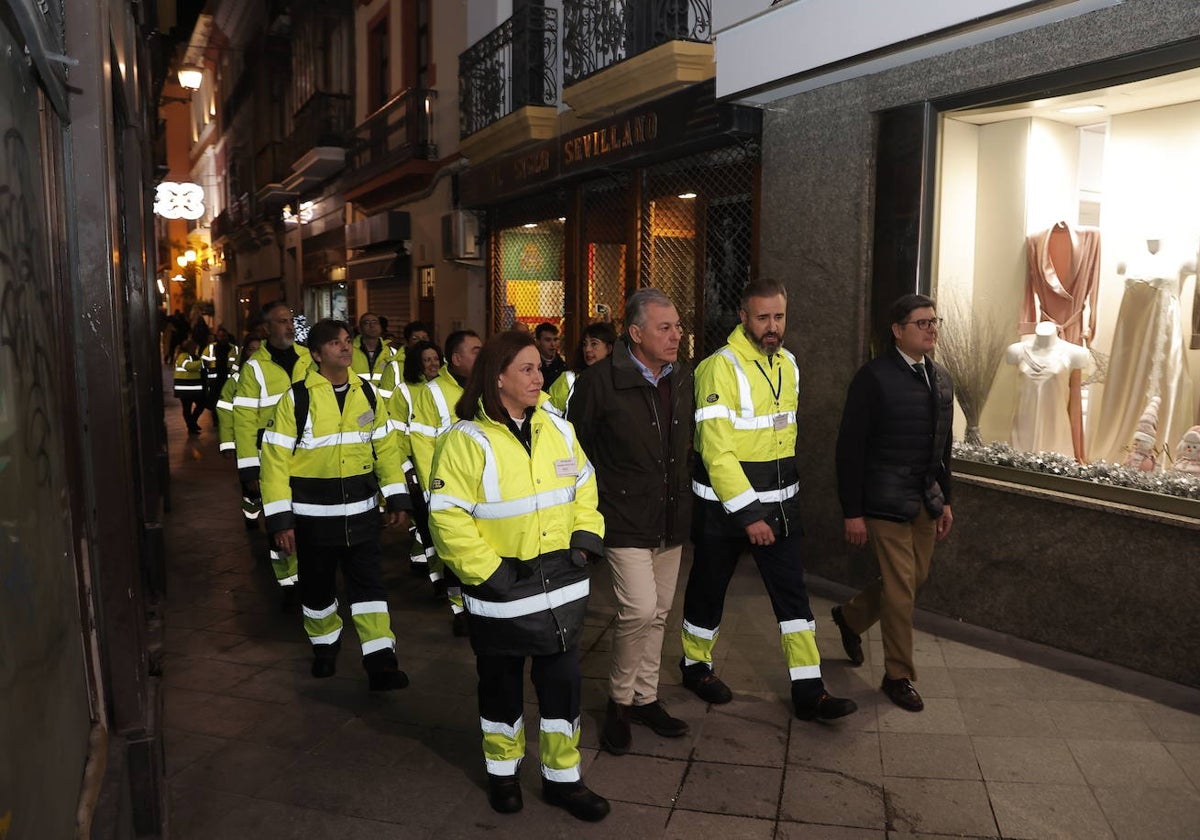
[719, 0, 1200, 686]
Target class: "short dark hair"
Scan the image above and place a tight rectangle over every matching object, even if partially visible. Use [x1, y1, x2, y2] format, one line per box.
[358, 311, 380, 327]
[456, 330, 537, 422]
[534, 322, 559, 339]
[402, 339, 442, 384]
[261, 300, 290, 320]
[740, 278, 788, 309]
[444, 329, 480, 362]
[238, 335, 262, 366]
[403, 320, 429, 341]
[570, 321, 618, 371]
[889, 294, 937, 330]
[307, 319, 350, 360]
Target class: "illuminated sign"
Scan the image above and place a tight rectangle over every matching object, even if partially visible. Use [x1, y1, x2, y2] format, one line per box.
[154, 181, 206, 220]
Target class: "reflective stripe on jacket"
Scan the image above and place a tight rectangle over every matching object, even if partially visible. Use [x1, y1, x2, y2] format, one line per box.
[216, 372, 239, 452]
[692, 326, 802, 536]
[427, 406, 604, 656]
[543, 370, 577, 417]
[260, 369, 410, 545]
[408, 365, 463, 488]
[232, 344, 312, 481]
[173, 352, 203, 394]
[350, 336, 396, 384]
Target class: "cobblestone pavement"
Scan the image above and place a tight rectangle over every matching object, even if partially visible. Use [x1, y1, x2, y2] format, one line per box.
[161, 395, 1200, 839]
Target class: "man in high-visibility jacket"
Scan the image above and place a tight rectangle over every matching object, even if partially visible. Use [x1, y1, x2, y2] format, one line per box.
[678, 278, 857, 722]
[218, 335, 264, 527]
[350, 311, 395, 385]
[408, 329, 482, 634]
[201, 326, 239, 425]
[261, 318, 411, 691]
[233, 301, 312, 608]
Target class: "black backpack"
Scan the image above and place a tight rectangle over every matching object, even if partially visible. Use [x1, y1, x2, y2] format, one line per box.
[291, 379, 377, 454]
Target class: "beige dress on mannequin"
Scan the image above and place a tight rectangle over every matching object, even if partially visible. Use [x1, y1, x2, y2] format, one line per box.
[1022, 223, 1102, 461]
[1088, 244, 1195, 466]
[1007, 323, 1089, 455]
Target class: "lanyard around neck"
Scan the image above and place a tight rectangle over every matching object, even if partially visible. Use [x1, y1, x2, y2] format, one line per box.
[753, 359, 783, 403]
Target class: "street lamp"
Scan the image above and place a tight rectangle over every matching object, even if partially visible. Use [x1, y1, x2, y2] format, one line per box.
[177, 64, 204, 91]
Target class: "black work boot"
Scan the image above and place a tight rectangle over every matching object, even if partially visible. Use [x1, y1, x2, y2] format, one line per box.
[487, 774, 523, 813]
[363, 648, 410, 692]
[599, 698, 632, 755]
[680, 660, 733, 704]
[311, 639, 341, 679]
[792, 681, 858, 721]
[630, 700, 690, 737]
[542, 780, 610, 822]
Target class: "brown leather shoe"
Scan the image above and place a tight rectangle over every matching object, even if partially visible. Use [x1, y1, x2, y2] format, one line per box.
[600, 699, 632, 755]
[881, 676, 924, 712]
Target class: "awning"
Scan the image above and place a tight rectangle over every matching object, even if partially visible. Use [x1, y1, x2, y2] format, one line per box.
[347, 251, 409, 283]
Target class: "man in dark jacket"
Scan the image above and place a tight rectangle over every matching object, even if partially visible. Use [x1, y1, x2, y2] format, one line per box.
[568, 288, 693, 754]
[832, 293, 955, 713]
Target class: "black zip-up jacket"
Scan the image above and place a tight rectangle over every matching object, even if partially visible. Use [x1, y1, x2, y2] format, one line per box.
[567, 338, 694, 548]
[835, 347, 954, 523]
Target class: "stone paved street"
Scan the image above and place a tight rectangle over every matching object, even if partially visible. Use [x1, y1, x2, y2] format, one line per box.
[161, 401, 1200, 839]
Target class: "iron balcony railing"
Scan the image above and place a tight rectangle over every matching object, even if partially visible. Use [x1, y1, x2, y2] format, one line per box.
[563, 0, 711, 87]
[344, 87, 438, 187]
[459, 5, 559, 140]
[254, 141, 290, 189]
[284, 90, 354, 167]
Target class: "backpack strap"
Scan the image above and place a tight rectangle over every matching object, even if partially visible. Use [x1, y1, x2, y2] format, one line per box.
[291, 380, 379, 455]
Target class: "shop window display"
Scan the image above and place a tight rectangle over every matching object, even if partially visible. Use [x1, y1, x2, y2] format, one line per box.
[932, 68, 1200, 502]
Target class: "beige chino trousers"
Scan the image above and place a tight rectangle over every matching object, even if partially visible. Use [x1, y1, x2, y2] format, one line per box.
[606, 544, 683, 706]
[841, 508, 936, 681]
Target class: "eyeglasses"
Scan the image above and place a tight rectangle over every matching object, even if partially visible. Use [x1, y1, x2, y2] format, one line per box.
[903, 317, 943, 331]
[360, 319, 380, 325]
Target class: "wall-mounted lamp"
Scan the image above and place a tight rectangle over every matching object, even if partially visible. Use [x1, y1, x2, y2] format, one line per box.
[178, 65, 204, 91]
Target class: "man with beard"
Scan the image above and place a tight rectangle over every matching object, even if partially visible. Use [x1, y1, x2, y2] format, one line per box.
[234, 301, 312, 609]
[677, 279, 857, 722]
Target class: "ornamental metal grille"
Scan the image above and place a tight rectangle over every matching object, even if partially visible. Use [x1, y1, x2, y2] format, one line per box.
[563, 0, 712, 87]
[460, 5, 559, 140]
[581, 173, 631, 331]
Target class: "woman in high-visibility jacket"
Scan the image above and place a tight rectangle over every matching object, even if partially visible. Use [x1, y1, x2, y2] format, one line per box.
[544, 321, 616, 417]
[427, 330, 609, 822]
[379, 340, 444, 584]
[173, 338, 205, 434]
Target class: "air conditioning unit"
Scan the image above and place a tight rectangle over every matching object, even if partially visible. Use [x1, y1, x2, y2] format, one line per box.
[346, 210, 411, 250]
[442, 209, 481, 260]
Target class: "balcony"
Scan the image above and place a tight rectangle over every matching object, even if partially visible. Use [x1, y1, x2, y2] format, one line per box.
[458, 5, 559, 163]
[562, 0, 713, 119]
[342, 88, 440, 211]
[254, 141, 295, 205]
[282, 91, 353, 193]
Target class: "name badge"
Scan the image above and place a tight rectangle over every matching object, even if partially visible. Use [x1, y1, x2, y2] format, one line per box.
[554, 458, 578, 478]
[773, 413, 789, 431]
[357, 410, 375, 427]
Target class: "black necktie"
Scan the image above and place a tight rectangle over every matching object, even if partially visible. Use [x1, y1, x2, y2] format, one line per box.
[913, 362, 931, 390]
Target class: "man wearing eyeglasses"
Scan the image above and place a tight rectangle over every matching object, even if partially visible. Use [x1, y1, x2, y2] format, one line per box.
[832, 293, 955, 713]
[351, 312, 396, 385]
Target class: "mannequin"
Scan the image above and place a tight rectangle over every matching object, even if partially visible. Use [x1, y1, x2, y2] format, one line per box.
[1173, 426, 1200, 474]
[1088, 238, 1195, 465]
[1022, 221, 1102, 461]
[1006, 321, 1089, 456]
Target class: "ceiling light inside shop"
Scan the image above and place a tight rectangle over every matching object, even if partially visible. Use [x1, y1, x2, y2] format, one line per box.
[1058, 104, 1104, 114]
[557, 217, 566, 222]
[523, 223, 539, 228]
[678, 192, 697, 199]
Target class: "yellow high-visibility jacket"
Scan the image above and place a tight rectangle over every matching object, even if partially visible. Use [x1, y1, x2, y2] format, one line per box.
[428, 405, 604, 656]
[260, 369, 410, 545]
[350, 336, 396, 385]
[216, 372, 240, 452]
[232, 344, 312, 481]
[542, 370, 578, 417]
[173, 351, 203, 396]
[201, 340, 239, 378]
[692, 326, 802, 538]
[408, 365, 464, 489]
